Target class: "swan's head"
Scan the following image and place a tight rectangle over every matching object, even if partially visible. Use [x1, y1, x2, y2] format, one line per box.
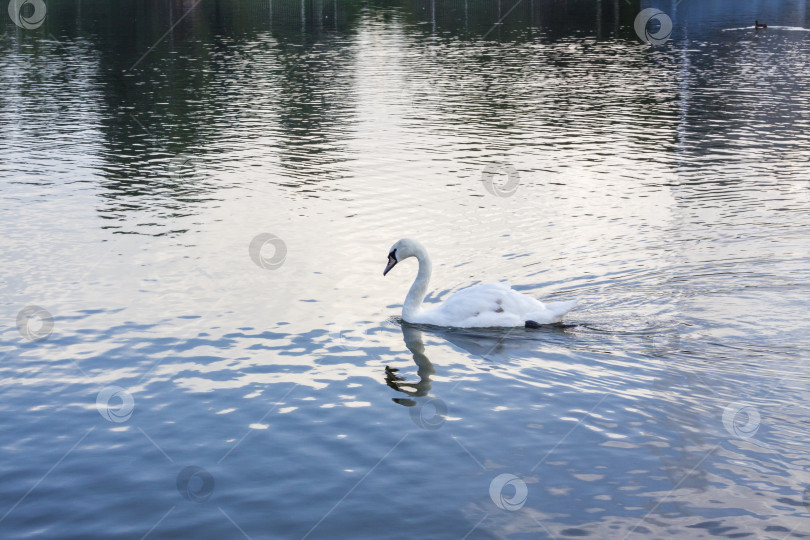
[383, 238, 425, 276]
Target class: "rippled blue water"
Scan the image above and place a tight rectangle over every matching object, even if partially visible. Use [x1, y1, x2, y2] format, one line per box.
[2, 0, 810, 538]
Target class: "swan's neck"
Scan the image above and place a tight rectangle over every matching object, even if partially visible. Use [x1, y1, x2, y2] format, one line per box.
[403, 247, 432, 320]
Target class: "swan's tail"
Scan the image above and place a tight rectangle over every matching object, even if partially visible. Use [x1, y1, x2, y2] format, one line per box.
[546, 299, 579, 321]
[527, 299, 579, 325]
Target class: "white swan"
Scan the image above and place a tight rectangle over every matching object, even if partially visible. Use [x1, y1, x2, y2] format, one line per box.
[383, 238, 578, 328]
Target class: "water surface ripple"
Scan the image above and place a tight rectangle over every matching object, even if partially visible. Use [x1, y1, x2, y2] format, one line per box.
[1, 1, 810, 538]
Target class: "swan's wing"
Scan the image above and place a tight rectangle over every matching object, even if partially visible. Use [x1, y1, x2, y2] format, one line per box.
[419, 283, 577, 327]
[414, 283, 503, 324]
[437, 283, 514, 313]
[420, 283, 528, 326]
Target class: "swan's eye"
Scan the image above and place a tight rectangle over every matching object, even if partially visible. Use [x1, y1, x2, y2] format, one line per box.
[388, 249, 397, 261]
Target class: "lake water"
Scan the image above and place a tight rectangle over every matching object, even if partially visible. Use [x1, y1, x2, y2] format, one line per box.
[2, 0, 810, 538]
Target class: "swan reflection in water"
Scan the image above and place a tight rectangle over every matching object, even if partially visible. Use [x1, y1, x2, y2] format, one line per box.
[386, 322, 576, 407]
[385, 324, 434, 407]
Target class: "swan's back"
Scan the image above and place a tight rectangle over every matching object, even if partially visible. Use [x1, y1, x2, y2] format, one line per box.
[412, 282, 577, 328]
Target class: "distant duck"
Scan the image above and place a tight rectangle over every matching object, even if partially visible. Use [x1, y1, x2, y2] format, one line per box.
[755, 20, 767, 29]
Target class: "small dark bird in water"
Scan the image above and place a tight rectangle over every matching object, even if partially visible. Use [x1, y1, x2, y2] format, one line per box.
[755, 20, 767, 29]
